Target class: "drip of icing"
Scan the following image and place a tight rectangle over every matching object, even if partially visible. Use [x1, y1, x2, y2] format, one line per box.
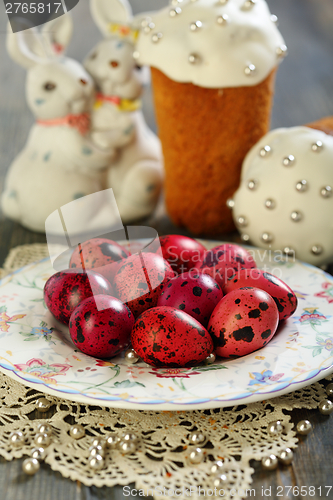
[136, 0, 286, 88]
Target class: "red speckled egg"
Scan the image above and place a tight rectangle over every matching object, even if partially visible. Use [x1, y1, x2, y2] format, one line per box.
[224, 268, 298, 321]
[195, 244, 256, 288]
[208, 287, 279, 358]
[157, 272, 223, 327]
[69, 295, 134, 358]
[131, 306, 213, 367]
[159, 235, 206, 274]
[69, 238, 129, 283]
[44, 269, 113, 325]
[114, 253, 174, 317]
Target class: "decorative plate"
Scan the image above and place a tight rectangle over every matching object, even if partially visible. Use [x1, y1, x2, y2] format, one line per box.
[0, 244, 333, 410]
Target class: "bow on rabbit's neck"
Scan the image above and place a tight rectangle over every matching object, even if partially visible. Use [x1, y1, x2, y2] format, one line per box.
[94, 93, 141, 112]
[37, 113, 90, 136]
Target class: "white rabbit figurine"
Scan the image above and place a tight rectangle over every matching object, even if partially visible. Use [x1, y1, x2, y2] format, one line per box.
[84, 0, 164, 224]
[2, 16, 121, 236]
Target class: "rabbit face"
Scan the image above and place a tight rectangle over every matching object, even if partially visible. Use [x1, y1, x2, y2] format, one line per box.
[84, 39, 140, 97]
[27, 58, 95, 119]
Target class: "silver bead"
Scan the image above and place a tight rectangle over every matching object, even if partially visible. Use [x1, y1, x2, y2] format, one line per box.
[143, 22, 155, 34]
[152, 32, 163, 43]
[241, 0, 257, 10]
[37, 424, 53, 435]
[188, 432, 206, 445]
[277, 448, 294, 465]
[282, 155, 295, 167]
[169, 7, 182, 17]
[241, 234, 250, 243]
[268, 420, 284, 435]
[34, 432, 52, 447]
[259, 145, 272, 157]
[311, 140, 323, 152]
[237, 216, 248, 227]
[119, 440, 137, 455]
[283, 247, 296, 257]
[291, 211, 303, 222]
[189, 447, 204, 464]
[210, 459, 224, 475]
[91, 437, 107, 449]
[213, 473, 229, 487]
[69, 424, 85, 440]
[133, 51, 140, 61]
[9, 431, 25, 448]
[216, 14, 229, 26]
[121, 432, 139, 444]
[262, 232, 273, 244]
[89, 445, 105, 458]
[190, 20, 203, 31]
[320, 186, 332, 198]
[247, 179, 258, 190]
[296, 419, 312, 435]
[22, 458, 40, 475]
[262, 454, 278, 470]
[265, 199, 276, 209]
[311, 245, 323, 256]
[271, 14, 279, 25]
[88, 455, 104, 470]
[31, 447, 46, 461]
[276, 44, 288, 58]
[141, 17, 152, 28]
[35, 397, 51, 413]
[318, 399, 333, 415]
[189, 53, 200, 64]
[296, 180, 308, 192]
[226, 198, 235, 209]
[326, 383, 333, 397]
[105, 434, 120, 449]
[125, 348, 140, 364]
[244, 64, 256, 76]
[204, 352, 216, 365]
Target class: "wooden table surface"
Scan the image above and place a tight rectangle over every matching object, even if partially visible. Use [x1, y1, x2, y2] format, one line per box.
[0, 1, 333, 498]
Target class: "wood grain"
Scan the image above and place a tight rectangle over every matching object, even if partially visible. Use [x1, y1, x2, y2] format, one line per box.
[0, 0, 332, 498]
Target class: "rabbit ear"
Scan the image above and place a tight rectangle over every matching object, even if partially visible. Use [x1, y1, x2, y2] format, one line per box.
[41, 14, 73, 57]
[90, 0, 133, 37]
[6, 23, 48, 68]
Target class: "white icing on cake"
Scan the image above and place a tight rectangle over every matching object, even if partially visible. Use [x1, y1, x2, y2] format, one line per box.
[232, 126, 333, 265]
[136, 0, 286, 88]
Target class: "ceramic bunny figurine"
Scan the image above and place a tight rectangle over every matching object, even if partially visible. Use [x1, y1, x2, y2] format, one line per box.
[84, 0, 164, 223]
[2, 16, 120, 236]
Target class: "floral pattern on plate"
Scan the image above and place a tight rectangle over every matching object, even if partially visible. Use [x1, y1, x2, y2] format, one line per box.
[0, 245, 332, 410]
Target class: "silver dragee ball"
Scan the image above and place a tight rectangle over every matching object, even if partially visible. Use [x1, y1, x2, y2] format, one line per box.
[9, 431, 25, 448]
[296, 420, 312, 435]
[119, 440, 137, 455]
[318, 399, 333, 415]
[188, 432, 206, 445]
[262, 454, 278, 470]
[88, 455, 104, 471]
[268, 420, 284, 435]
[210, 460, 224, 475]
[204, 353, 216, 365]
[121, 432, 138, 444]
[105, 434, 120, 449]
[22, 458, 40, 475]
[277, 448, 294, 465]
[37, 424, 53, 435]
[31, 447, 46, 461]
[189, 447, 204, 464]
[213, 474, 229, 488]
[326, 383, 333, 397]
[125, 349, 140, 364]
[89, 445, 105, 458]
[34, 432, 52, 447]
[69, 424, 85, 440]
[35, 398, 51, 413]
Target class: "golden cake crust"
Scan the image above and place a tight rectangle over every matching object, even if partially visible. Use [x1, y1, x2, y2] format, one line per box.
[307, 116, 333, 136]
[151, 67, 276, 236]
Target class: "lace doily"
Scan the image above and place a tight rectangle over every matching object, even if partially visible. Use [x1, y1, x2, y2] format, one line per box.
[0, 244, 332, 499]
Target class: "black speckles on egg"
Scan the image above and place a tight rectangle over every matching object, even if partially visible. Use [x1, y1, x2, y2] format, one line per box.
[179, 304, 185, 310]
[233, 326, 254, 343]
[248, 309, 261, 319]
[108, 338, 120, 345]
[192, 308, 201, 315]
[272, 296, 284, 313]
[261, 329, 272, 339]
[259, 302, 269, 311]
[193, 286, 202, 297]
[235, 299, 241, 304]
[181, 281, 188, 287]
[235, 313, 242, 320]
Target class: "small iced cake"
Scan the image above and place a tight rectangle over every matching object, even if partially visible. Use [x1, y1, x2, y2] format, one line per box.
[136, 0, 286, 235]
[231, 120, 333, 265]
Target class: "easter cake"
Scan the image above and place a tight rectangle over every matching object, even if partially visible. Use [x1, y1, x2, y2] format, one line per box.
[231, 118, 333, 265]
[136, 0, 286, 236]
